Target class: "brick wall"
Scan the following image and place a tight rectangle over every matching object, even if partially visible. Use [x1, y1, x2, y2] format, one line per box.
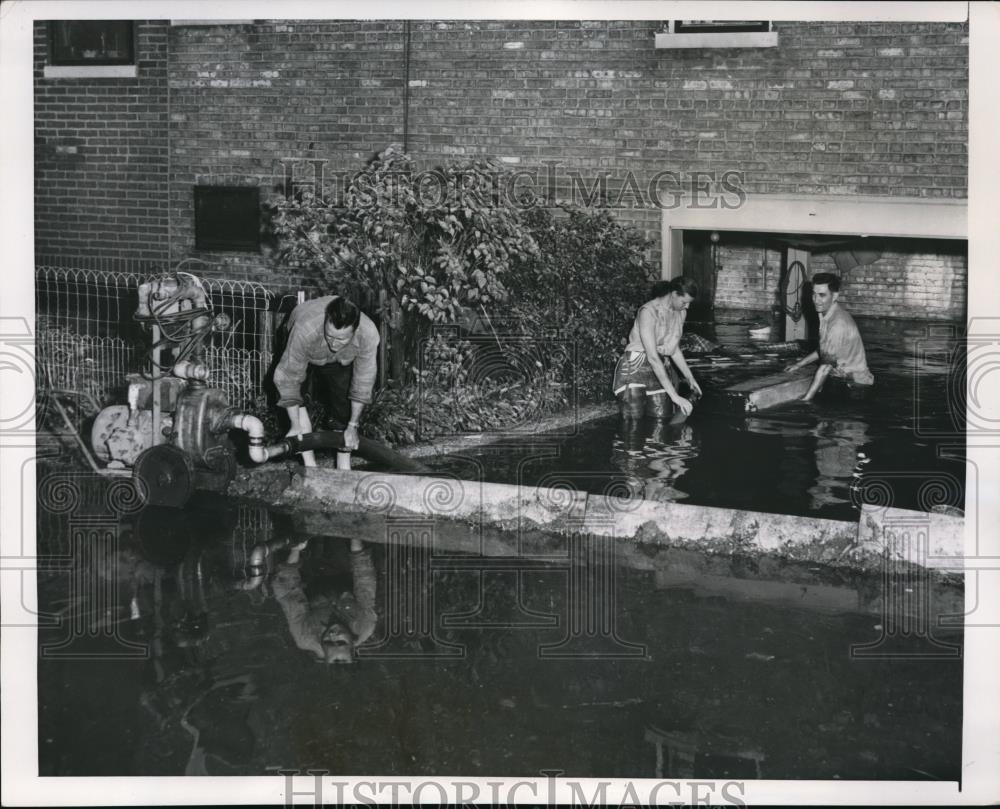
[166, 20, 406, 282]
[34, 21, 170, 267]
[713, 238, 967, 320]
[34, 18, 969, 315]
[809, 245, 967, 320]
[712, 242, 786, 312]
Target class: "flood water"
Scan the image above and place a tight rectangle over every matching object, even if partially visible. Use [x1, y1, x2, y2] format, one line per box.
[426, 314, 967, 522]
[36, 481, 963, 781]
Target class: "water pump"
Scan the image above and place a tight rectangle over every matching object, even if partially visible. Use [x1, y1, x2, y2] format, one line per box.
[89, 272, 252, 507]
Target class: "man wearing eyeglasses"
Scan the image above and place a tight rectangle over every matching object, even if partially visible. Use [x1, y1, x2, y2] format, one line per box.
[273, 295, 380, 452]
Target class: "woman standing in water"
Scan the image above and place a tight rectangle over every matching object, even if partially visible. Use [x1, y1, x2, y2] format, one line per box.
[612, 277, 702, 420]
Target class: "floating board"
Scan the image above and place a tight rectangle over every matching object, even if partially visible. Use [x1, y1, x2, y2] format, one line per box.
[721, 367, 814, 414]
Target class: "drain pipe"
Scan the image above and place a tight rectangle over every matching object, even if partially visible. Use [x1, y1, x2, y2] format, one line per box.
[223, 411, 346, 466]
[224, 414, 429, 473]
[265, 430, 430, 474]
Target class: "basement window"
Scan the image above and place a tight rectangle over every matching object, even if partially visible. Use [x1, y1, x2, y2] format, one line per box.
[655, 20, 778, 49]
[45, 21, 138, 78]
[194, 186, 261, 252]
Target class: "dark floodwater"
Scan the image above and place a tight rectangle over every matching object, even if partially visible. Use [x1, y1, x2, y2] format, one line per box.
[426, 314, 967, 522]
[37, 483, 963, 781]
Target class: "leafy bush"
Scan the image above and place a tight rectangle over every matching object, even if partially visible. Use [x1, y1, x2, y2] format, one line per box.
[362, 332, 568, 446]
[504, 206, 655, 401]
[266, 148, 656, 445]
[267, 146, 538, 379]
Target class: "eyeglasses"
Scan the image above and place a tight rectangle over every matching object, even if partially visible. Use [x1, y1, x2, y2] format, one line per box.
[324, 327, 355, 353]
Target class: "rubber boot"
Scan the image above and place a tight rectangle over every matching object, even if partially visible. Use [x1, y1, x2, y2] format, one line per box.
[619, 387, 646, 420]
[646, 392, 675, 421]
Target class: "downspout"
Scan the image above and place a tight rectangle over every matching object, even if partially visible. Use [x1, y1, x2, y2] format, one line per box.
[402, 20, 411, 154]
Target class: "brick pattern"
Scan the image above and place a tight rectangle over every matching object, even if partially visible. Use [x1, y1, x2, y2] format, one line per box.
[808, 247, 967, 320]
[714, 240, 967, 320]
[713, 244, 786, 312]
[34, 19, 969, 316]
[34, 21, 170, 264]
[166, 20, 406, 282]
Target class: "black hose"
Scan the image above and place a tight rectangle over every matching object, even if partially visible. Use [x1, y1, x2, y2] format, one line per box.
[283, 431, 430, 474]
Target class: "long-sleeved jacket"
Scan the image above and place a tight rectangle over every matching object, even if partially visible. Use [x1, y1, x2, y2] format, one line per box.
[272, 296, 380, 407]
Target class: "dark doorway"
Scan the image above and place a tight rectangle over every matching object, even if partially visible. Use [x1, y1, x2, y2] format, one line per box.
[682, 230, 716, 319]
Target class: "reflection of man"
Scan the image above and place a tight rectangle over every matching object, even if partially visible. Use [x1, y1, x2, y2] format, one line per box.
[271, 538, 377, 665]
[784, 273, 874, 402]
[809, 418, 870, 510]
[273, 296, 379, 451]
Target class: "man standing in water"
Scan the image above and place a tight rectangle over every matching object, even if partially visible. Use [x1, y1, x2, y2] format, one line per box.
[785, 272, 874, 401]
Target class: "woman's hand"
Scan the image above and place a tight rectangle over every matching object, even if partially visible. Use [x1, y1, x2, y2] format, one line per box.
[686, 377, 703, 398]
[671, 395, 694, 416]
[784, 361, 800, 373]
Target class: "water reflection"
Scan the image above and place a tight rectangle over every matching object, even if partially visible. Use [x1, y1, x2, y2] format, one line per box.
[37, 481, 964, 780]
[127, 504, 260, 774]
[611, 419, 699, 502]
[272, 537, 378, 664]
[742, 414, 871, 512]
[808, 418, 871, 511]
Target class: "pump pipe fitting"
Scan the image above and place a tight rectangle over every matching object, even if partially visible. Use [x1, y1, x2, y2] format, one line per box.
[238, 537, 292, 591]
[223, 412, 276, 464]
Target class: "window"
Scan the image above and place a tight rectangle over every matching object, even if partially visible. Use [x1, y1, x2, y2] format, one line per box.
[672, 21, 771, 34]
[48, 21, 135, 66]
[194, 186, 261, 252]
[655, 20, 777, 49]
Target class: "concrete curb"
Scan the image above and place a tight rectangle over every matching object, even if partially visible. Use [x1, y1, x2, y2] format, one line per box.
[228, 467, 964, 574]
[857, 504, 965, 573]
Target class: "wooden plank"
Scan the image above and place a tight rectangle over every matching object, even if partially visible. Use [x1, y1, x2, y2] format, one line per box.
[723, 367, 814, 413]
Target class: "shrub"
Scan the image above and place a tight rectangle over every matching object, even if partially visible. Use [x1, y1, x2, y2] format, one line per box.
[505, 206, 655, 401]
[266, 148, 657, 445]
[266, 146, 538, 380]
[362, 332, 568, 446]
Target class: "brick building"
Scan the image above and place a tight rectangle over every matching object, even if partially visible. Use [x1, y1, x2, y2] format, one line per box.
[34, 18, 968, 319]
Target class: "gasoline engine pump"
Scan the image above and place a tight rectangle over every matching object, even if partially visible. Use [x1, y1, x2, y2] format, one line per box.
[90, 272, 266, 508]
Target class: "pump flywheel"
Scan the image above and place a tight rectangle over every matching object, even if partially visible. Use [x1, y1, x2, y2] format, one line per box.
[133, 444, 195, 508]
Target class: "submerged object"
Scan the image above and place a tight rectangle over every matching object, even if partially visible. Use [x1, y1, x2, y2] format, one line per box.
[679, 333, 722, 353]
[721, 367, 814, 413]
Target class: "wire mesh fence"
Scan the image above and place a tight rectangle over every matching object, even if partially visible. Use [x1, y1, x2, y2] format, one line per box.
[229, 502, 275, 579]
[35, 259, 277, 433]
